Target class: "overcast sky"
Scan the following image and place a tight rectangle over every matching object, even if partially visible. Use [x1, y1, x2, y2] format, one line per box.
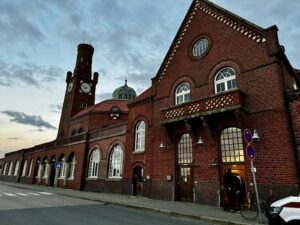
[0, 0, 299, 158]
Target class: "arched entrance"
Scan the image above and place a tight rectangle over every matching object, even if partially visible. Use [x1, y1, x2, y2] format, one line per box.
[132, 166, 143, 196]
[220, 127, 246, 210]
[176, 133, 193, 202]
[48, 155, 56, 187]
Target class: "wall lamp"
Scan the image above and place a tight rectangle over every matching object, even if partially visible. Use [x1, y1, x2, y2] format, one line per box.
[197, 136, 204, 145]
[252, 129, 260, 142]
[159, 141, 166, 149]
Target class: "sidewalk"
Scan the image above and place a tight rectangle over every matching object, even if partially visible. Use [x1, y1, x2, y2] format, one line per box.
[0, 181, 268, 225]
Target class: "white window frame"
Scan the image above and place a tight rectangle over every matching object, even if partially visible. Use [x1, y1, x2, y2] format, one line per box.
[42, 159, 48, 178]
[14, 161, 20, 176]
[69, 155, 76, 179]
[58, 157, 66, 178]
[3, 162, 8, 175]
[8, 162, 13, 176]
[214, 67, 236, 94]
[28, 160, 33, 177]
[22, 160, 28, 177]
[175, 83, 191, 105]
[134, 121, 145, 152]
[108, 145, 123, 179]
[88, 149, 100, 178]
[192, 38, 209, 57]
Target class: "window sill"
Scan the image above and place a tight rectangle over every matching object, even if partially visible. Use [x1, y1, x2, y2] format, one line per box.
[86, 177, 99, 180]
[68, 178, 75, 180]
[133, 150, 145, 155]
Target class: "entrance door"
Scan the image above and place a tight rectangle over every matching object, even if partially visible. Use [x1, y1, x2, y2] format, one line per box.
[132, 166, 143, 196]
[176, 133, 193, 202]
[49, 163, 55, 186]
[177, 166, 193, 201]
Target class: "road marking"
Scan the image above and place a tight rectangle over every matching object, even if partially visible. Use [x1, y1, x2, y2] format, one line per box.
[3, 193, 16, 196]
[16, 193, 29, 196]
[28, 192, 40, 196]
[38, 192, 53, 195]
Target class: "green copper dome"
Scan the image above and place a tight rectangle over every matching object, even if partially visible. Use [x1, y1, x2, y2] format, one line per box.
[112, 80, 137, 100]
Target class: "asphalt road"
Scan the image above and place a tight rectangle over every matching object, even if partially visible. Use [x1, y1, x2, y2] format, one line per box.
[0, 183, 212, 225]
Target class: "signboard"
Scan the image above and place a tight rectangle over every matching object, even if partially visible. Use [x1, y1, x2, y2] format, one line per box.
[244, 129, 253, 143]
[246, 144, 255, 160]
[55, 161, 62, 169]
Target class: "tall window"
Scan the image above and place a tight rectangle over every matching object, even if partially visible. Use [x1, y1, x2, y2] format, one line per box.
[22, 160, 28, 177]
[88, 149, 100, 178]
[69, 155, 76, 179]
[220, 127, 244, 163]
[8, 162, 13, 176]
[215, 67, 236, 93]
[42, 158, 48, 178]
[14, 161, 20, 176]
[59, 156, 66, 178]
[135, 121, 145, 152]
[28, 160, 33, 177]
[177, 134, 193, 164]
[3, 162, 8, 175]
[108, 145, 123, 178]
[175, 83, 191, 105]
[36, 159, 41, 178]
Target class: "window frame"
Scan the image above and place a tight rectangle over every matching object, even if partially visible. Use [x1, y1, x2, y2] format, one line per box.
[134, 121, 146, 152]
[175, 82, 191, 105]
[192, 38, 209, 58]
[58, 157, 66, 178]
[88, 149, 100, 178]
[68, 155, 76, 179]
[14, 160, 20, 176]
[108, 145, 123, 179]
[214, 67, 237, 94]
[22, 160, 28, 177]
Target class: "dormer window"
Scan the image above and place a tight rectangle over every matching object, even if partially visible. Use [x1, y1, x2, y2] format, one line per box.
[175, 83, 191, 105]
[215, 68, 236, 94]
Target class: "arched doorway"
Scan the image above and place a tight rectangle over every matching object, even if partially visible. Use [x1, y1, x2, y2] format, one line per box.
[49, 155, 56, 187]
[220, 127, 246, 210]
[132, 166, 143, 196]
[176, 133, 193, 202]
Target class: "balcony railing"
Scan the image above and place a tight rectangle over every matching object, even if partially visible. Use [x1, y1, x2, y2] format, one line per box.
[161, 89, 245, 123]
[89, 123, 127, 141]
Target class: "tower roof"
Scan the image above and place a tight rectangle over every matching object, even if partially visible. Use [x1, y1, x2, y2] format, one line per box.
[112, 79, 137, 100]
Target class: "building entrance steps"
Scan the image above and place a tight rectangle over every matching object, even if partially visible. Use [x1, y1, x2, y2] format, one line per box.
[0, 181, 267, 225]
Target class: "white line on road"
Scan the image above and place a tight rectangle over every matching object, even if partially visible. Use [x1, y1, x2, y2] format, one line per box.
[38, 192, 53, 195]
[16, 193, 29, 196]
[28, 192, 40, 196]
[3, 193, 16, 196]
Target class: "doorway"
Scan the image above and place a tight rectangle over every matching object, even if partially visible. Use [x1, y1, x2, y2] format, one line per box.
[132, 166, 143, 196]
[49, 156, 56, 187]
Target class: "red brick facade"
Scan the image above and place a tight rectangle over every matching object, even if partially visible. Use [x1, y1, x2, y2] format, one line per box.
[1, 0, 300, 207]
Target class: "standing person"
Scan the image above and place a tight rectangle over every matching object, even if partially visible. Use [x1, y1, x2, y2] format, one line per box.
[236, 173, 245, 209]
[224, 168, 235, 212]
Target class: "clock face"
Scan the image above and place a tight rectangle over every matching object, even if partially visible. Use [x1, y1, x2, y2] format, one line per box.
[67, 82, 73, 92]
[80, 82, 91, 93]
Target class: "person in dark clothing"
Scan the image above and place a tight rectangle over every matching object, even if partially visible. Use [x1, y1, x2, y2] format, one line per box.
[224, 169, 241, 212]
[236, 173, 245, 208]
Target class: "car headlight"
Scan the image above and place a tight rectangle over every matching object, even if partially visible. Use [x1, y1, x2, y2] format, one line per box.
[269, 206, 283, 214]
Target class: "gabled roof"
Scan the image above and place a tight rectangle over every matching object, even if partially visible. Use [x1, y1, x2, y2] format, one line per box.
[153, 0, 271, 85]
[71, 99, 129, 119]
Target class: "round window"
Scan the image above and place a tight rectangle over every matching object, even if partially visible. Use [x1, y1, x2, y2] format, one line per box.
[192, 38, 209, 57]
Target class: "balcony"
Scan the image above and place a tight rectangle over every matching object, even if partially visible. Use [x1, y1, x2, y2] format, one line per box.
[161, 89, 245, 123]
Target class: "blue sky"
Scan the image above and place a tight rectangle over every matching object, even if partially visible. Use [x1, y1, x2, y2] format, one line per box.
[0, 0, 300, 158]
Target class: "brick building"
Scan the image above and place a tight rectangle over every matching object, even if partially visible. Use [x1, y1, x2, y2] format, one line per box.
[1, 0, 300, 207]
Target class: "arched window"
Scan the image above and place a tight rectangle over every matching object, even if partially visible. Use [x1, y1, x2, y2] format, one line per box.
[3, 162, 8, 175]
[135, 121, 145, 152]
[220, 127, 244, 163]
[8, 162, 13, 176]
[78, 128, 84, 134]
[68, 154, 76, 179]
[175, 83, 191, 105]
[215, 67, 236, 93]
[71, 130, 77, 136]
[35, 158, 41, 178]
[42, 158, 48, 178]
[28, 160, 33, 177]
[88, 149, 100, 178]
[58, 156, 66, 178]
[108, 145, 123, 178]
[14, 160, 20, 176]
[177, 134, 193, 164]
[22, 160, 28, 177]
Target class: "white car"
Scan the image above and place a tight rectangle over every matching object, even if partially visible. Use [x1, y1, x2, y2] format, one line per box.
[267, 195, 300, 225]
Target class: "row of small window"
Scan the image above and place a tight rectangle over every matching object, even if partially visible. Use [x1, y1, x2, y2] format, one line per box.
[175, 67, 236, 105]
[71, 128, 85, 136]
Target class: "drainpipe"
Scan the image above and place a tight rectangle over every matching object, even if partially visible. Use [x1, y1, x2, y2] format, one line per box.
[80, 133, 90, 190]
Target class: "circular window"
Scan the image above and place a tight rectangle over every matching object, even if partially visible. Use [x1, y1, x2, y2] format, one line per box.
[192, 38, 209, 57]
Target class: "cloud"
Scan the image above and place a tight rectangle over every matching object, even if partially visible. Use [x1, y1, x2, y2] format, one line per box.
[49, 103, 63, 113]
[0, 59, 64, 87]
[1, 110, 56, 130]
[96, 93, 112, 102]
[30, 128, 45, 132]
[7, 137, 20, 140]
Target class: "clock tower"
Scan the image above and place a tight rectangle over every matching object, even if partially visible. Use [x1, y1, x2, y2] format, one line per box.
[57, 43, 99, 139]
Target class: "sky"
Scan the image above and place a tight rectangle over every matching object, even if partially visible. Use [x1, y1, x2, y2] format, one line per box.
[0, 0, 299, 158]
